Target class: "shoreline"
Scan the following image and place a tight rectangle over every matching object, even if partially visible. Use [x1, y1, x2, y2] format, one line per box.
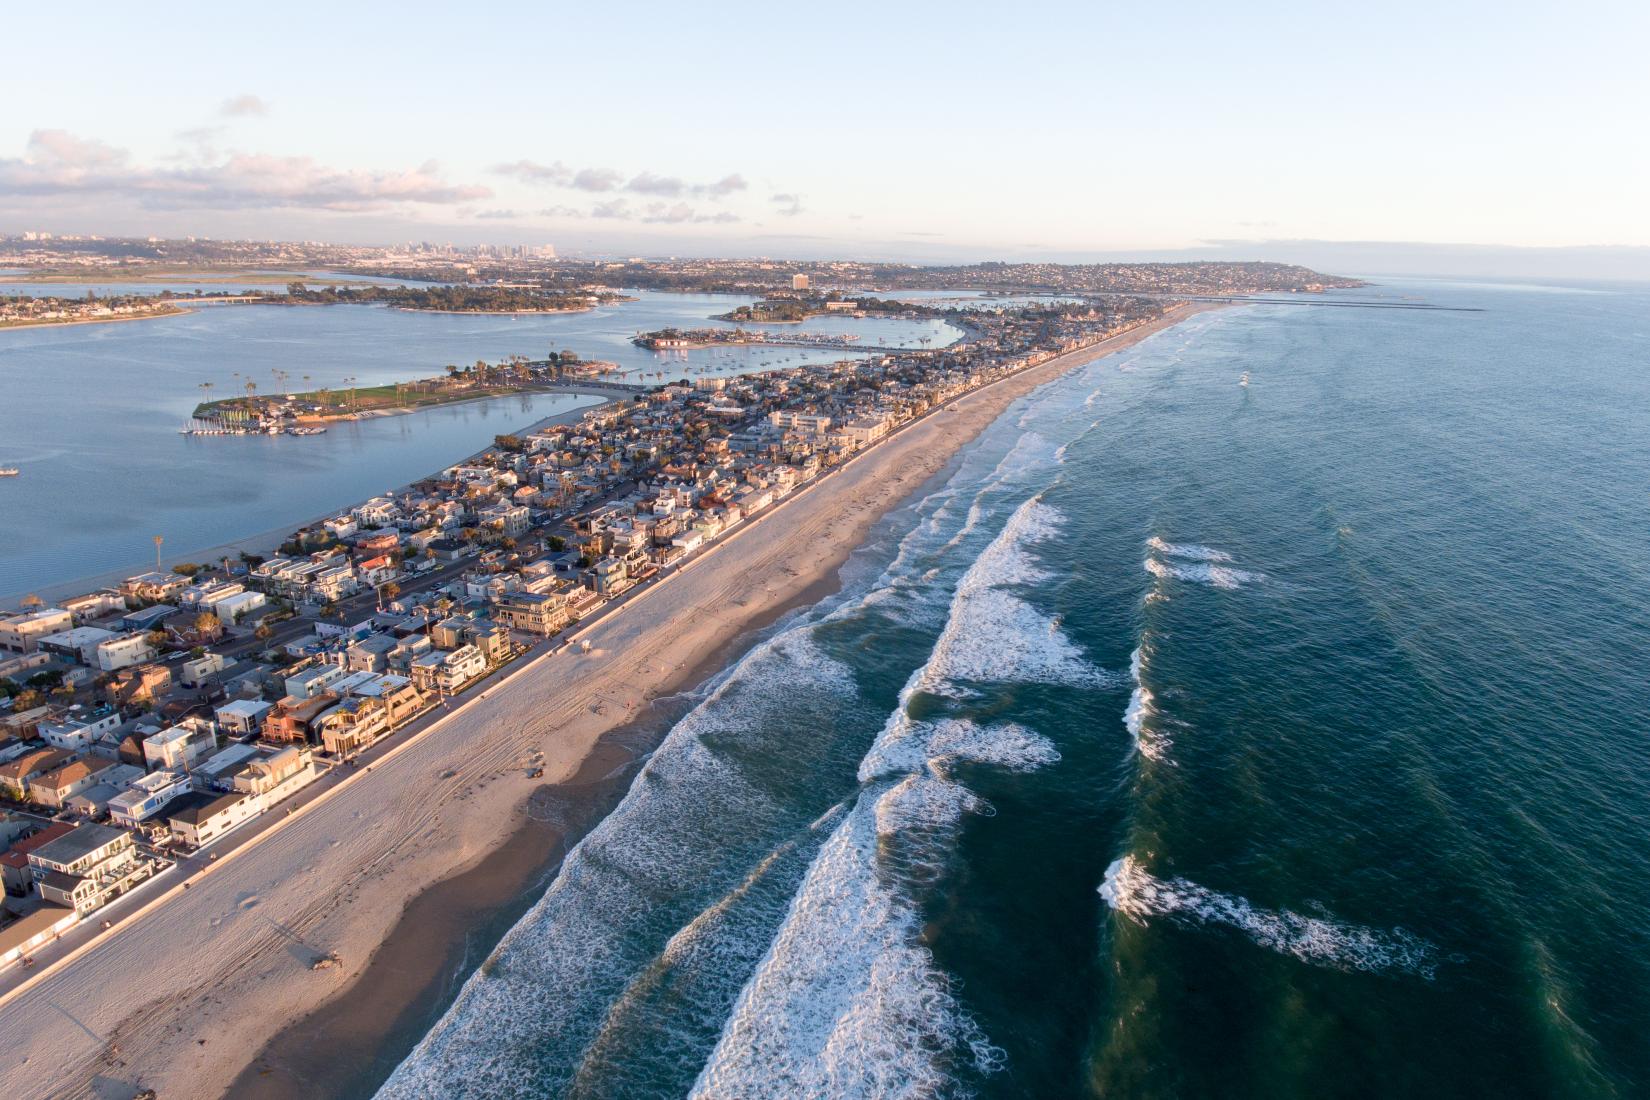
[230, 548, 846, 1099]
[0, 303, 1215, 1100]
[389, 304, 595, 316]
[1, 396, 609, 607]
[0, 305, 197, 332]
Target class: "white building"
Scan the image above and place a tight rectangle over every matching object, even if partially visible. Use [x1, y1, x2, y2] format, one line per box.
[94, 632, 158, 672]
[29, 824, 158, 916]
[213, 590, 267, 623]
[284, 662, 345, 700]
[143, 718, 218, 771]
[769, 410, 833, 434]
[409, 644, 487, 694]
[167, 745, 318, 848]
[108, 769, 191, 827]
[214, 698, 272, 737]
[37, 706, 121, 753]
[178, 652, 231, 688]
[0, 607, 74, 654]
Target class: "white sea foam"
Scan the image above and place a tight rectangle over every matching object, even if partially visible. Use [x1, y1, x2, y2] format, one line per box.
[874, 772, 986, 837]
[927, 718, 1061, 773]
[922, 497, 1117, 696]
[690, 777, 1002, 1099]
[1146, 536, 1234, 562]
[1144, 556, 1264, 589]
[860, 717, 1061, 784]
[1124, 646, 1172, 763]
[378, 626, 860, 1098]
[692, 498, 1078, 1095]
[1101, 856, 1438, 978]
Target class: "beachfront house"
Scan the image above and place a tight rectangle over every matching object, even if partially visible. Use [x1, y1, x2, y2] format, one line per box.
[29, 823, 157, 916]
[492, 590, 572, 636]
[409, 644, 486, 695]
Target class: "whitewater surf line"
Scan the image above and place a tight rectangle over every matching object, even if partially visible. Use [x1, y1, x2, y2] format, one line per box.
[1101, 856, 1438, 978]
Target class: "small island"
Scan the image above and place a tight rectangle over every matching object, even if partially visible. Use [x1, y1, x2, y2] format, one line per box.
[277, 282, 633, 314]
[712, 292, 928, 324]
[185, 351, 619, 435]
[633, 326, 861, 350]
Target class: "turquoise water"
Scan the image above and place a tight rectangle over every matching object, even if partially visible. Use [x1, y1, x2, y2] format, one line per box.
[375, 278, 1650, 1098]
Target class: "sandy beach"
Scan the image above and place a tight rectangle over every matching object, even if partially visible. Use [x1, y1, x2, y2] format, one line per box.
[0, 303, 1209, 1100]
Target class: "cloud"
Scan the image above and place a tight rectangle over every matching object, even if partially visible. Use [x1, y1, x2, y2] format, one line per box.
[491, 160, 620, 192]
[492, 159, 571, 184]
[700, 173, 747, 198]
[0, 130, 491, 212]
[473, 208, 523, 220]
[572, 167, 623, 192]
[639, 202, 741, 225]
[523, 198, 741, 225]
[625, 171, 748, 199]
[495, 161, 747, 200]
[221, 95, 269, 117]
[770, 192, 804, 217]
[625, 171, 686, 198]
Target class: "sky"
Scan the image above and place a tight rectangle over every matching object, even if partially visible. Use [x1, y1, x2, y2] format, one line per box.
[4, 1, 1649, 274]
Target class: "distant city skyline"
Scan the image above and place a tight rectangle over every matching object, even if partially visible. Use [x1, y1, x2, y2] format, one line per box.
[4, 1, 1648, 276]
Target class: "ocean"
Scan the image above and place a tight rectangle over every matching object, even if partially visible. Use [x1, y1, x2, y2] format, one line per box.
[374, 277, 1650, 1098]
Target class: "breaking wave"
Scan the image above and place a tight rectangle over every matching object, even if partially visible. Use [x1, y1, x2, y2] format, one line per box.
[693, 500, 1077, 1096]
[1101, 856, 1438, 978]
[1144, 556, 1264, 589]
[1146, 536, 1234, 562]
[1124, 645, 1172, 763]
[378, 629, 862, 1098]
[922, 497, 1117, 695]
[691, 778, 1003, 1099]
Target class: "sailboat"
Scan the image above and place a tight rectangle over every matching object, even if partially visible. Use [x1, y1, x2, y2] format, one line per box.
[1239, 371, 1251, 387]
